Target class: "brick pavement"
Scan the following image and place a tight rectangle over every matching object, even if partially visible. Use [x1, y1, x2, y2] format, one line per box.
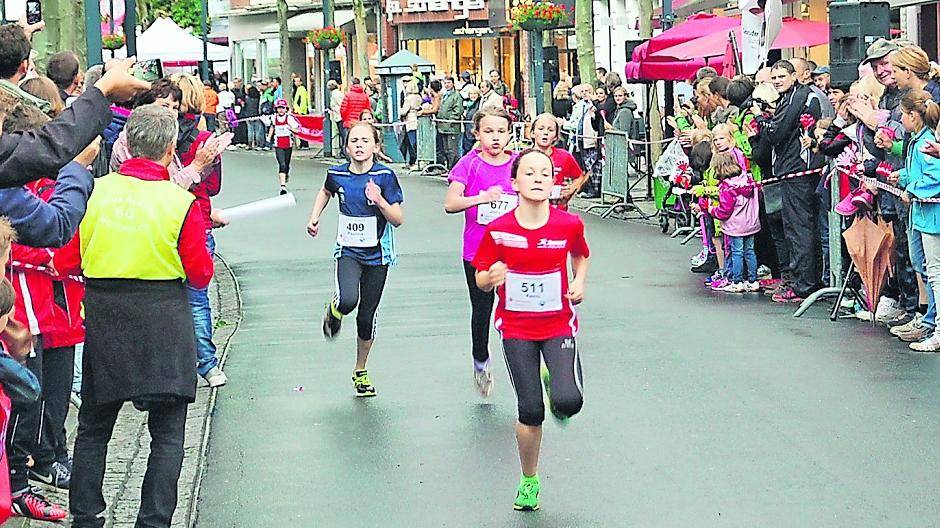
[8, 255, 241, 528]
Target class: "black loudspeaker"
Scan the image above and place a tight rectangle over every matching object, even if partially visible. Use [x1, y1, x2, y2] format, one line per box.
[625, 39, 644, 62]
[328, 60, 342, 83]
[829, 1, 891, 89]
[544, 46, 559, 85]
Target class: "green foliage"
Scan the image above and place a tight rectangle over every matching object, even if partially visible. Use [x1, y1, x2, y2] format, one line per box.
[138, 0, 211, 34]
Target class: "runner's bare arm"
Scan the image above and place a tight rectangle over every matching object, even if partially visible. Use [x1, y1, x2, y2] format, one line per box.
[365, 179, 403, 227]
[565, 254, 589, 304]
[444, 181, 501, 214]
[306, 187, 333, 237]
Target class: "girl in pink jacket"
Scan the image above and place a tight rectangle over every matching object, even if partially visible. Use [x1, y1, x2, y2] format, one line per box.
[704, 151, 761, 293]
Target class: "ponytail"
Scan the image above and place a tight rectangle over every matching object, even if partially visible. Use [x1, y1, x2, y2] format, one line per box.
[901, 89, 940, 130]
[925, 99, 940, 131]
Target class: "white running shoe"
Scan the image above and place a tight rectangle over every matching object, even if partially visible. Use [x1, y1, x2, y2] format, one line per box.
[205, 367, 228, 388]
[474, 363, 494, 397]
[745, 281, 761, 292]
[910, 333, 940, 352]
[875, 296, 902, 324]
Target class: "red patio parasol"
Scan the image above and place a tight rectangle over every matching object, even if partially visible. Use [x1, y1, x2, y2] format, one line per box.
[625, 13, 738, 82]
[651, 18, 830, 61]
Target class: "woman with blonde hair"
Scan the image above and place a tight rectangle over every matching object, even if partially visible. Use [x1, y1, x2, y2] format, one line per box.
[890, 45, 940, 100]
[564, 84, 604, 197]
[170, 73, 207, 130]
[399, 81, 422, 166]
[551, 80, 572, 119]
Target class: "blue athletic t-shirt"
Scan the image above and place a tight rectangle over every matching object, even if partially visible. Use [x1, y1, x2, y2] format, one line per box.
[325, 162, 404, 266]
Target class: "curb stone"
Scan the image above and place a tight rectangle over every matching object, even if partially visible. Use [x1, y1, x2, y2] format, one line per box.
[8, 254, 242, 528]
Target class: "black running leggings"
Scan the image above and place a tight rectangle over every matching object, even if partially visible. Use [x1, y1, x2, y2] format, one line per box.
[503, 336, 583, 426]
[335, 256, 389, 341]
[275, 146, 293, 174]
[463, 260, 495, 363]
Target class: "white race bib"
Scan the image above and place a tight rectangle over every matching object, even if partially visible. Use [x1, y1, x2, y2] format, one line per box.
[476, 193, 518, 225]
[337, 214, 378, 247]
[550, 185, 563, 200]
[505, 271, 563, 313]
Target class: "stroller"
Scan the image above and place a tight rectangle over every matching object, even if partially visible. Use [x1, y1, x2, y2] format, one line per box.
[655, 160, 696, 235]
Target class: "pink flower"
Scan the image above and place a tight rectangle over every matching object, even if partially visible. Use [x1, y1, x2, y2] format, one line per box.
[875, 161, 893, 180]
[799, 113, 815, 130]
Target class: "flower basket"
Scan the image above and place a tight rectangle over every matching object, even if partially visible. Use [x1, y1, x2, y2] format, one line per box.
[510, 1, 569, 31]
[308, 27, 343, 50]
[102, 33, 125, 50]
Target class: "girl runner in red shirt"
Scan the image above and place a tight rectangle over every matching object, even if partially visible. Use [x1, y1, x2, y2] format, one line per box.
[472, 149, 590, 512]
[530, 113, 586, 210]
[268, 99, 300, 195]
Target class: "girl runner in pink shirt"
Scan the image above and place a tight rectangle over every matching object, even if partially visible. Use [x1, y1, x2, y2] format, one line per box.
[444, 107, 517, 398]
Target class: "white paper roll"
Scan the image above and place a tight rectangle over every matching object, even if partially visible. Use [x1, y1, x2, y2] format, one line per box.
[220, 193, 297, 223]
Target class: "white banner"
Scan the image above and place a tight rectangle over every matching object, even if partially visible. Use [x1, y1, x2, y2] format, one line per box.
[738, 0, 783, 75]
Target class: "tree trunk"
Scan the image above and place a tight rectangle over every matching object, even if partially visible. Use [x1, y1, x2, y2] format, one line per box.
[574, 0, 595, 85]
[277, 0, 293, 103]
[352, 0, 369, 79]
[637, 0, 663, 160]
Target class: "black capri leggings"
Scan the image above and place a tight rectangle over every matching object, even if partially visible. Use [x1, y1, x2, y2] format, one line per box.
[463, 260, 495, 364]
[334, 256, 389, 340]
[275, 146, 293, 174]
[503, 336, 583, 426]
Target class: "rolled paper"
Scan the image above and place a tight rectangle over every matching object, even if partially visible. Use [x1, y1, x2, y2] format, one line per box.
[220, 193, 297, 223]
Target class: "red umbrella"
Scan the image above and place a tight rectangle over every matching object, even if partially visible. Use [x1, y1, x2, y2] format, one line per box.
[625, 13, 737, 81]
[632, 13, 739, 61]
[651, 18, 830, 61]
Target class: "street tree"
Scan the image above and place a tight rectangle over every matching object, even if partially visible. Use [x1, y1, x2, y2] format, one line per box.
[352, 0, 370, 78]
[574, 0, 596, 85]
[637, 0, 663, 159]
[277, 0, 293, 102]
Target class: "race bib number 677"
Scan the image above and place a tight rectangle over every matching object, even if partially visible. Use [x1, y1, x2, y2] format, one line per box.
[477, 193, 518, 225]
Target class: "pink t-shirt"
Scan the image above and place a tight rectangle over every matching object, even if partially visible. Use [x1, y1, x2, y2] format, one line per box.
[448, 149, 518, 261]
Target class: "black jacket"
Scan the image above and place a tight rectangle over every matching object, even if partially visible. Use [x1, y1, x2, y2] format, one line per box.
[763, 84, 821, 177]
[0, 87, 111, 189]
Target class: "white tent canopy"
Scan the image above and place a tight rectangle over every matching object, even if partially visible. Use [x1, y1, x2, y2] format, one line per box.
[136, 17, 229, 62]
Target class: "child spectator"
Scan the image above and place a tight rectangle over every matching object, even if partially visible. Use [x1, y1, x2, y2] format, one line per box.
[704, 151, 761, 293]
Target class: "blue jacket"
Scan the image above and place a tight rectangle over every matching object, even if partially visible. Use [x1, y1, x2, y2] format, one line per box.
[0, 350, 39, 404]
[900, 128, 940, 234]
[0, 161, 94, 247]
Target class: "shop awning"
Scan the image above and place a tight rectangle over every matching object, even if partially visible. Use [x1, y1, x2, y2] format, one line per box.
[375, 50, 435, 75]
[651, 18, 830, 60]
[260, 10, 357, 34]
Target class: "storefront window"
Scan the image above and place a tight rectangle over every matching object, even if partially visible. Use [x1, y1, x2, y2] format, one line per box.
[266, 38, 281, 77]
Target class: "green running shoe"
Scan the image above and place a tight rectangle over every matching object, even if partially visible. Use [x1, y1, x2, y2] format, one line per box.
[352, 369, 376, 397]
[513, 474, 540, 511]
[541, 364, 569, 425]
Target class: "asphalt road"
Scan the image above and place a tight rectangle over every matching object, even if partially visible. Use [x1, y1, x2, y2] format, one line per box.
[197, 150, 940, 527]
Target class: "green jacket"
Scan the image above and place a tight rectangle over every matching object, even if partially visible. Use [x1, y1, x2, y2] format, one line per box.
[293, 85, 309, 115]
[437, 90, 464, 135]
[731, 111, 761, 182]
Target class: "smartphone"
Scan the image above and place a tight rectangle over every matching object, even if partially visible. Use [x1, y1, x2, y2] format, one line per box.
[133, 59, 163, 82]
[25, 0, 41, 25]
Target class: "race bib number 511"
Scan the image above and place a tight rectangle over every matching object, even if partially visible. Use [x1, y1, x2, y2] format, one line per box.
[505, 271, 563, 312]
[477, 193, 518, 225]
[337, 214, 378, 247]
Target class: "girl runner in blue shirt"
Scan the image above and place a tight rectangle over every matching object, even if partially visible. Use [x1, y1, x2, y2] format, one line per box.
[306, 122, 405, 396]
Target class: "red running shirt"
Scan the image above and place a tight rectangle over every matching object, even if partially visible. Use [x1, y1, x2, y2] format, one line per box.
[472, 207, 590, 341]
[548, 147, 582, 211]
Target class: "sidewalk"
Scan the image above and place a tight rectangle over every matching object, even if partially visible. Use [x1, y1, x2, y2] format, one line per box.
[8, 255, 242, 527]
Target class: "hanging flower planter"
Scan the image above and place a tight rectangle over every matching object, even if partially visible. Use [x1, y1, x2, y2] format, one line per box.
[308, 27, 344, 50]
[102, 33, 126, 51]
[510, 1, 569, 31]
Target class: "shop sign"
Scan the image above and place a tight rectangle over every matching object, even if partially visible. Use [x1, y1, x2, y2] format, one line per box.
[386, 0, 487, 22]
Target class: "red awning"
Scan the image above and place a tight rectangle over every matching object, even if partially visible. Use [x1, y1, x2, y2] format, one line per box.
[651, 18, 830, 60]
[625, 13, 737, 81]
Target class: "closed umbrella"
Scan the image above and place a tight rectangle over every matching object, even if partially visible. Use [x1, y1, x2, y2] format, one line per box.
[651, 18, 830, 61]
[842, 216, 895, 316]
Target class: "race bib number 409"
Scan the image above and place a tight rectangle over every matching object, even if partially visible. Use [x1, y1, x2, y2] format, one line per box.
[505, 271, 563, 312]
[337, 214, 378, 247]
[477, 193, 518, 225]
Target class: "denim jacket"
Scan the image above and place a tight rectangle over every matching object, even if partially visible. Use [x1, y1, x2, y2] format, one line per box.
[0, 349, 40, 404]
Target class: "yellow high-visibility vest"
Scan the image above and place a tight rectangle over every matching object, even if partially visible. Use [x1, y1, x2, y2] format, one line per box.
[80, 173, 195, 280]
